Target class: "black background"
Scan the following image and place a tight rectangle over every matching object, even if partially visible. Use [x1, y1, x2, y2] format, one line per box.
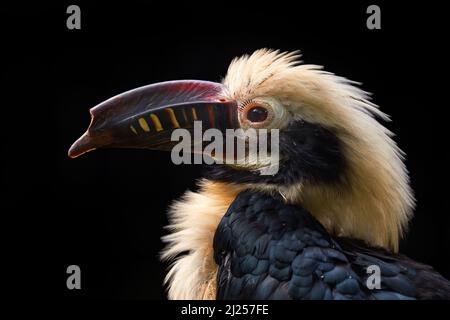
[1, 1, 448, 302]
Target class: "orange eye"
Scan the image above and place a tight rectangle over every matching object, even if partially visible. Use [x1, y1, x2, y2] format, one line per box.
[246, 106, 268, 123]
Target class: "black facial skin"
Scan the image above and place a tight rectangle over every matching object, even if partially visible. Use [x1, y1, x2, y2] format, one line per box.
[204, 120, 346, 186]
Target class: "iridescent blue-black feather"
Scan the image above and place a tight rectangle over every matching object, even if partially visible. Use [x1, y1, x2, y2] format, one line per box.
[213, 191, 450, 300]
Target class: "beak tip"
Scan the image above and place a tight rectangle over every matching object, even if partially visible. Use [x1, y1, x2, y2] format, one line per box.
[67, 148, 80, 159]
[68, 132, 96, 159]
[68, 144, 84, 159]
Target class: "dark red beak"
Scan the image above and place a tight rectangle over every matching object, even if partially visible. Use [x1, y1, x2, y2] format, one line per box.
[68, 80, 239, 158]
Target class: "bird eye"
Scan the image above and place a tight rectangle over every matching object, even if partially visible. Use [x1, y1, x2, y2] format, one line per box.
[247, 106, 268, 123]
[239, 101, 273, 128]
[238, 97, 289, 129]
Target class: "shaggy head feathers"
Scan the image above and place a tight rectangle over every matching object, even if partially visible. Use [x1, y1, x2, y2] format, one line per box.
[223, 49, 415, 252]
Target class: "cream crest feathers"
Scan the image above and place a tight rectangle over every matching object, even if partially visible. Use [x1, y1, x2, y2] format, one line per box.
[161, 49, 415, 300]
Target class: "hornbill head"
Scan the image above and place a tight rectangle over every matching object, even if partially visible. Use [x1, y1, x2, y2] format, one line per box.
[69, 49, 414, 255]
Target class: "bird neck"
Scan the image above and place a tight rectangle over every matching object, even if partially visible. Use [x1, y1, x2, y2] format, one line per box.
[214, 174, 404, 252]
[161, 179, 246, 299]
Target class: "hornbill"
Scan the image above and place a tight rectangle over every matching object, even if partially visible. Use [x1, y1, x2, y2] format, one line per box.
[69, 49, 450, 299]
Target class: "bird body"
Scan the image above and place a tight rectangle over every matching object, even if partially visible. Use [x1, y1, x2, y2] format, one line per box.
[161, 180, 450, 300]
[215, 190, 450, 300]
[69, 49, 450, 299]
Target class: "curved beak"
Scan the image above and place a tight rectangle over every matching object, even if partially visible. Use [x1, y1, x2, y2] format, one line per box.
[68, 80, 238, 158]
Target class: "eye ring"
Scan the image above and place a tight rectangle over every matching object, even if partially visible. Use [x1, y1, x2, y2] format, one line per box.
[239, 100, 274, 128]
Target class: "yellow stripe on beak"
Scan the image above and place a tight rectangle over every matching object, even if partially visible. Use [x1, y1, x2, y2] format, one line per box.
[138, 118, 150, 132]
[130, 125, 138, 134]
[150, 114, 163, 132]
[191, 107, 198, 120]
[166, 108, 180, 128]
